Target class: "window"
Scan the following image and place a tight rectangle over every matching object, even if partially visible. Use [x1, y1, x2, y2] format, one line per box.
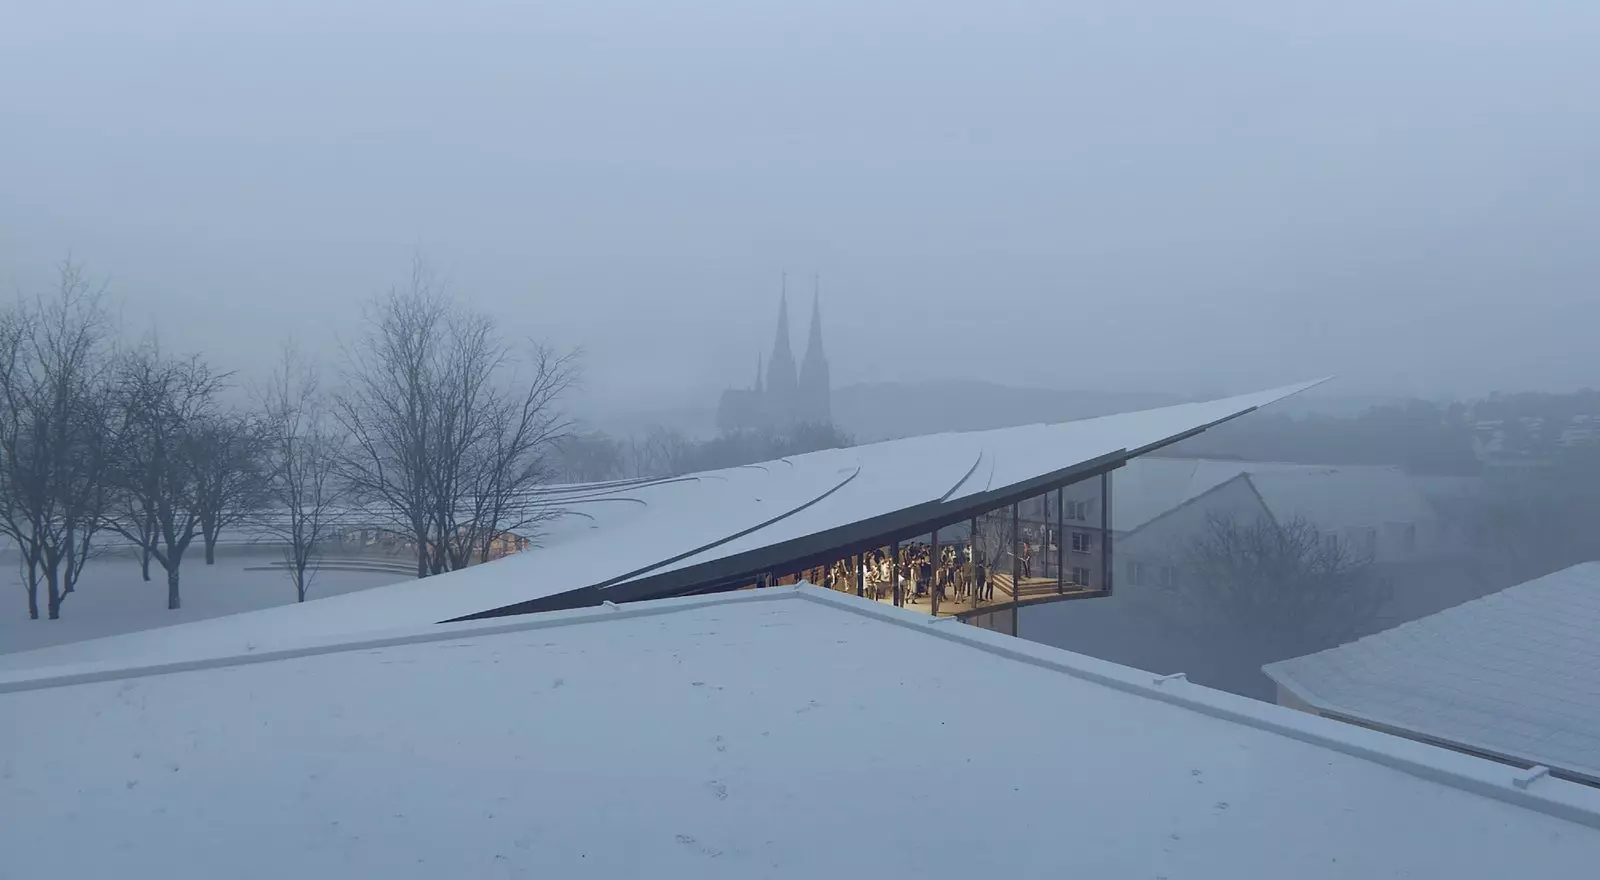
[1071, 566, 1092, 587]
[1159, 565, 1176, 587]
[1066, 500, 1091, 521]
[1127, 560, 1146, 586]
[1071, 531, 1093, 554]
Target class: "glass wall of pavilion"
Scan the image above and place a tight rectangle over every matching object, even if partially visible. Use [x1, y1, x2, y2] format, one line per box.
[749, 468, 1114, 629]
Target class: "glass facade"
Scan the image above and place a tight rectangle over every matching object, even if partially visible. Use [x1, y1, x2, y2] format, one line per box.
[742, 468, 1115, 628]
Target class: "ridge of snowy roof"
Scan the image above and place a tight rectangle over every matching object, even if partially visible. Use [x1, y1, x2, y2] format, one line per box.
[2, 585, 1598, 828]
[1112, 457, 1427, 533]
[3, 585, 1599, 879]
[1264, 562, 1600, 785]
[0, 379, 1328, 674]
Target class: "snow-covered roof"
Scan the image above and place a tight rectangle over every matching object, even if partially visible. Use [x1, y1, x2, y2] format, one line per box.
[1245, 466, 1436, 533]
[0, 381, 1322, 673]
[2, 586, 1597, 878]
[1265, 563, 1600, 785]
[1114, 458, 1435, 534]
[1111, 457, 1320, 531]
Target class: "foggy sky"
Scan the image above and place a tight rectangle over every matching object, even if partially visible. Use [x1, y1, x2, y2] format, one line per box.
[4, 0, 1598, 412]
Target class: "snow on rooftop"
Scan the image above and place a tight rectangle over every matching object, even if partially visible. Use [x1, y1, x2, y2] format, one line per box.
[2, 587, 1598, 879]
[0, 380, 1325, 674]
[1265, 562, 1600, 785]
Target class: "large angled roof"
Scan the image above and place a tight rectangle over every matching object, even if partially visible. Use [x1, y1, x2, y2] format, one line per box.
[2, 587, 1597, 878]
[0, 380, 1322, 672]
[1265, 562, 1600, 785]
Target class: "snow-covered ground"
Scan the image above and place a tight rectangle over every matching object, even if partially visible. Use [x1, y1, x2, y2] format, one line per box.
[0, 547, 406, 657]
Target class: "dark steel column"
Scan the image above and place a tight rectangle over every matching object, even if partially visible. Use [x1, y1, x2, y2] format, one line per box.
[1101, 471, 1113, 595]
[1011, 502, 1020, 605]
[890, 540, 901, 606]
[1042, 489, 1051, 583]
[856, 552, 864, 598]
[930, 527, 940, 617]
[970, 516, 980, 610]
[1056, 488, 1065, 594]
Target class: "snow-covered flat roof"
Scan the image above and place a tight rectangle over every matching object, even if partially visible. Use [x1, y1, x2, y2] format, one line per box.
[3, 587, 1599, 879]
[1265, 562, 1600, 785]
[0, 380, 1323, 673]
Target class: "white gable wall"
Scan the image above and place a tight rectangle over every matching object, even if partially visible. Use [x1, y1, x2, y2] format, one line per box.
[1116, 475, 1269, 590]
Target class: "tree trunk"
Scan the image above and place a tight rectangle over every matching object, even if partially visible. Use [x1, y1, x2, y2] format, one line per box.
[167, 565, 181, 610]
[22, 552, 41, 619]
[45, 567, 62, 620]
[140, 510, 156, 580]
[205, 536, 217, 565]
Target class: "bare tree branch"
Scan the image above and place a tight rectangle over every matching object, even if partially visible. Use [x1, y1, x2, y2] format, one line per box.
[333, 255, 576, 576]
[257, 342, 347, 601]
[1159, 512, 1393, 650]
[191, 410, 269, 565]
[0, 259, 115, 619]
[103, 340, 226, 610]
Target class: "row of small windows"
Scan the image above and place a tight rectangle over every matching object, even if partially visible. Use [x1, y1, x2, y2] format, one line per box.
[1125, 560, 1176, 588]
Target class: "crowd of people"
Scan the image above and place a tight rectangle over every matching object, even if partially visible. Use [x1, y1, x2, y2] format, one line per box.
[815, 540, 1016, 608]
[810, 523, 1067, 607]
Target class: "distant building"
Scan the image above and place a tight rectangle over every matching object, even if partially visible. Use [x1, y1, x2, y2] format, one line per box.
[717, 281, 831, 433]
[1112, 458, 1454, 588]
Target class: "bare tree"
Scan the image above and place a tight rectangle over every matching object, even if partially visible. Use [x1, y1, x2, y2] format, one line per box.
[0, 261, 115, 619]
[556, 430, 625, 483]
[626, 425, 693, 478]
[456, 342, 574, 565]
[104, 343, 226, 610]
[335, 257, 575, 577]
[1161, 512, 1392, 651]
[191, 410, 269, 565]
[258, 344, 346, 602]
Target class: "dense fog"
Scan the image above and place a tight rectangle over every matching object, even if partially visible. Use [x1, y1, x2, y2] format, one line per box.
[4, 1, 1599, 702]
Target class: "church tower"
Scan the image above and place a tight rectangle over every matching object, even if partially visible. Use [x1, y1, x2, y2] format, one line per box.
[764, 278, 799, 425]
[797, 277, 831, 425]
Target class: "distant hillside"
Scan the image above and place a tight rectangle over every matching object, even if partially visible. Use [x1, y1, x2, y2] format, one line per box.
[570, 405, 720, 441]
[831, 381, 1187, 442]
[569, 381, 1388, 445]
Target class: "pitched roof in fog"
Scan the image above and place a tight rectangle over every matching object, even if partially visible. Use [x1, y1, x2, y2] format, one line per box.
[1114, 458, 1435, 534]
[1265, 562, 1600, 785]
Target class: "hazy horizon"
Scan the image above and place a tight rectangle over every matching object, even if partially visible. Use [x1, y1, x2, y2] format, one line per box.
[5, 1, 1598, 407]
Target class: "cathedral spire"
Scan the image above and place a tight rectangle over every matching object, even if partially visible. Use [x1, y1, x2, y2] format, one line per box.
[797, 273, 831, 425]
[765, 274, 798, 422]
[804, 275, 825, 364]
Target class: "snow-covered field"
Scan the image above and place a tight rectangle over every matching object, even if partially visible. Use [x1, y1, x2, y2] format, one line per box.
[0, 547, 407, 657]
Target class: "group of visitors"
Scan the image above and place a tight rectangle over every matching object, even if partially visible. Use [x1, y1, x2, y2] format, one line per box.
[820, 542, 1000, 607]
